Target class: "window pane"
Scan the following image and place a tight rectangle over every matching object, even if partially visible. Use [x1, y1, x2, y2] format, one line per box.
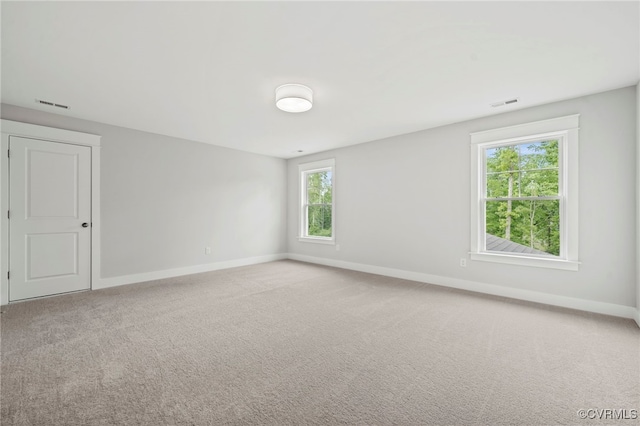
[306, 172, 321, 204]
[520, 169, 558, 196]
[520, 140, 559, 170]
[323, 171, 332, 192]
[307, 205, 332, 237]
[307, 171, 332, 204]
[486, 139, 559, 197]
[485, 200, 560, 256]
[486, 146, 519, 174]
[486, 171, 522, 198]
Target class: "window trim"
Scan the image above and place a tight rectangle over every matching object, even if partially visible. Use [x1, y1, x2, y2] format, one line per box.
[470, 115, 580, 271]
[298, 158, 335, 244]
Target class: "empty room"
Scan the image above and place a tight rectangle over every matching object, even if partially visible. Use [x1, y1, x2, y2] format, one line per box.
[1, 1, 639, 425]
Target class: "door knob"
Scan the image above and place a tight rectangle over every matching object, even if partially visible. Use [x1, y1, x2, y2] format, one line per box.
[82, 223, 89, 228]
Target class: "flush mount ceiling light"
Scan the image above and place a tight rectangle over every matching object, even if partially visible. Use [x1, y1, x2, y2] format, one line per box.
[275, 84, 313, 113]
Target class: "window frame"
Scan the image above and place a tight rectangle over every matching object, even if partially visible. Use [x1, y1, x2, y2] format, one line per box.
[298, 158, 335, 244]
[470, 115, 580, 271]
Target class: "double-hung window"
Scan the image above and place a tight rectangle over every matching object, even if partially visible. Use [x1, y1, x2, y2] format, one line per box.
[470, 115, 579, 270]
[299, 159, 335, 244]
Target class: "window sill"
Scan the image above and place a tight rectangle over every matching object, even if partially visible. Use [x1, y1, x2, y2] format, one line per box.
[470, 252, 580, 271]
[298, 236, 335, 245]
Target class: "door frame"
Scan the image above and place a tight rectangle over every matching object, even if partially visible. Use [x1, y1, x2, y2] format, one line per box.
[0, 119, 101, 305]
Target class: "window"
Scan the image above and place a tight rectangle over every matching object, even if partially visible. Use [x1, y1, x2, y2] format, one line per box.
[470, 115, 579, 270]
[299, 159, 335, 244]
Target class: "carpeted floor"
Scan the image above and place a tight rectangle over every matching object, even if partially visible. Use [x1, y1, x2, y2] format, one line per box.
[1, 260, 638, 425]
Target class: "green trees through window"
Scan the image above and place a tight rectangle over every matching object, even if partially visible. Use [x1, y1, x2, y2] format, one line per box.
[485, 139, 560, 256]
[305, 170, 332, 237]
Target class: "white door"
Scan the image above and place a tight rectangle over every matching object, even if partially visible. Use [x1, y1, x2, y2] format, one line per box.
[9, 136, 91, 301]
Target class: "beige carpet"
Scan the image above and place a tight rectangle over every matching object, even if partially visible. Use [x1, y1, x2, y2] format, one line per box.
[1, 260, 638, 425]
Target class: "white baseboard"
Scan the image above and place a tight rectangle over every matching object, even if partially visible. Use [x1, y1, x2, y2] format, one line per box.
[95, 253, 288, 290]
[287, 253, 638, 321]
[88, 251, 640, 325]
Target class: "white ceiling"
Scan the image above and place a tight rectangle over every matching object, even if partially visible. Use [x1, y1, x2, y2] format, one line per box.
[2, 1, 638, 159]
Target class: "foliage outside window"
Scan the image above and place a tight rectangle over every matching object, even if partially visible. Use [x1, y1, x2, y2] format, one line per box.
[299, 159, 335, 243]
[485, 139, 560, 256]
[470, 115, 579, 270]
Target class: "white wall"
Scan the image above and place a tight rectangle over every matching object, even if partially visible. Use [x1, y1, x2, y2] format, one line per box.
[288, 86, 637, 310]
[1, 104, 287, 280]
[2, 86, 637, 315]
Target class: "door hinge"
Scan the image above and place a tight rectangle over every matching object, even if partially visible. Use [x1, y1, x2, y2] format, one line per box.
[7, 271, 9, 280]
[7, 210, 9, 220]
[7, 149, 10, 158]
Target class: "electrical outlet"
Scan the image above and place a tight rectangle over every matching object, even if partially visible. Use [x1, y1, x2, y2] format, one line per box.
[460, 258, 467, 267]
[205, 247, 211, 255]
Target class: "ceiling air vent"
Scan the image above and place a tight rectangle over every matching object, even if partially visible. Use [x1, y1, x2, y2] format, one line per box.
[490, 98, 519, 108]
[35, 99, 70, 110]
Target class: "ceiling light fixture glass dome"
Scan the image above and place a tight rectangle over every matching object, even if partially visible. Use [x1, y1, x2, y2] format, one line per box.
[275, 84, 313, 113]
